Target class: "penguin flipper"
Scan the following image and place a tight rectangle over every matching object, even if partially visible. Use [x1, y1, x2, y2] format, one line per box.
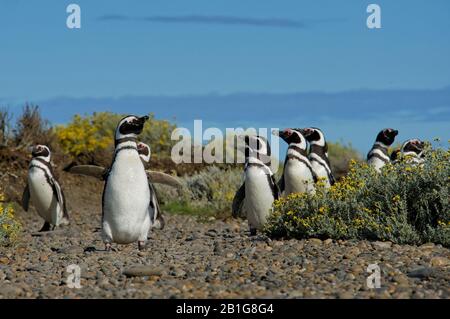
[270, 175, 281, 200]
[21, 184, 30, 212]
[278, 174, 285, 195]
[149, 182, 165, 230]
[146, 170, 182, 189]
[50, 178, 69, 220]
[68, 165, 108, 180]
[232, 183, 245, 218]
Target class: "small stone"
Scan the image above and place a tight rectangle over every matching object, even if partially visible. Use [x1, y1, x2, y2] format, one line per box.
[226, 253, 234, 258]
[265, 246, 273, 252]
[39, 254, 49, 262]
[338, 292, 354, 299]
[308, 238, 322, 245]
[123, 265, 163, 277]
[430, 257, 449, 267]
[324, 239, 333, 245]
[420, 243, 435, 250]
[372, 241, 393, 249]
[0, 257, 9, 264]
[394, 274, 409, 286]
[407, 267, 435, 279]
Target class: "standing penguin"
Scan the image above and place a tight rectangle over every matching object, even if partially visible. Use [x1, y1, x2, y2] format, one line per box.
[102, 115, 151, 251]
[367, 128, 399, 172]
[273, 128, 316, 195]
[299, 127, 335, 187]
[22, 145, 69, 231]
[232, 135, 279, 236]
[401, 139, 425, 164]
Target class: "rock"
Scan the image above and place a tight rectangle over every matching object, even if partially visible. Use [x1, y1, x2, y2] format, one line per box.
[372, 241, 393, 249]
[324, 239, 333, 245]
[394, 274, 409, 286]
[430, 257, 449, 267]
[0, 257, 10, 265]
[407, 267, 435, 279]
[122, 265, 163, 277]
[420, 243, 435, 250]
[308, 238, 322, 245]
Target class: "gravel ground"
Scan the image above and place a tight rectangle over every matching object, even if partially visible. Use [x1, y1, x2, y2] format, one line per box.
[0, 174, 449, 299]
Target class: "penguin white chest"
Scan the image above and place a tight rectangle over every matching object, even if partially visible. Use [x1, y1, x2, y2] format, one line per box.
[244, 168, 274, 230]
[284, 160, 315, 194]
[368, 157, 385, 172]
[103, 153, 151, 244]
[28, 168, 60, 224]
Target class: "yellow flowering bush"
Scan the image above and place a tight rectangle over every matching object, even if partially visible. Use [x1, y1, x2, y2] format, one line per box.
[0, 191, 22, 246]
[55, 112, 176, 158]
[265, 143, 450, 246]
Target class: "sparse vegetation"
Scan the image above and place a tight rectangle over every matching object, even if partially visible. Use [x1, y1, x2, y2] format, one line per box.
[157, 166, 243, 219]
[327, 141, 362, 179]
[265, 143, 450, 246]
[0, 191, 21, 247]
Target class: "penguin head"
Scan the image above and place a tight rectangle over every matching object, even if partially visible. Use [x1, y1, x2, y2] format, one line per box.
[137, 142, 151, 163]
[401, 139, 425, 155]
[299, 127, 326, 147]
[274, 129, 307, 149]
[239, 135, 271, 161]
[115, 115, 149, 141]
[31, 145, 51, 162]
[376, 128, 398, 146]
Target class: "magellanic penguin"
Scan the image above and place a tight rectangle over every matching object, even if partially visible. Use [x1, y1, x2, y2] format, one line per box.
[232, 135, 280, 236]
[400, 139, 425, 165]
[367, 128, 399, 172]
[299, 127, 335, 188]
[22, 145, 69, 231]
[273, 128, 316, 195]
[102, 115, 151, 251]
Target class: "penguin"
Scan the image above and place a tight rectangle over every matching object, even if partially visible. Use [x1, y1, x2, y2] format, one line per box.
[367, 128, 399, 172]
[400, 139, 425, 164]
[232, 135, 279, 236]
[102, 115, 151, 251]
[273, 128, 316, 195]
[299, 127, 336, 187]
[21, 145, 70, 231]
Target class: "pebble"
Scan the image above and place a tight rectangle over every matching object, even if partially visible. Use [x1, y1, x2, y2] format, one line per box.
[430, 257, 449, 267]
[122, 265, 163, 277]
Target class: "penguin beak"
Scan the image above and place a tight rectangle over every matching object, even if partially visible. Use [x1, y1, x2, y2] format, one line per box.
[139, 116, 149, 124]
[393, 130, 399, 136]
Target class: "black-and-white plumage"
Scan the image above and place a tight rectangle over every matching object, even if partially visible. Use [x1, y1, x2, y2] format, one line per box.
[102, 115, 151, 251]
[401, 139, 425, 165]
[22, 145, 69, 231]
[367, 128, 398, 171]
[300, 127, 335, 187]
[232, 135, 279, 236]
[274, 128, 316, 195]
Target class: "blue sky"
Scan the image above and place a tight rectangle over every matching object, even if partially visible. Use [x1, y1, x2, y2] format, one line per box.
[0, 0, 449, 153]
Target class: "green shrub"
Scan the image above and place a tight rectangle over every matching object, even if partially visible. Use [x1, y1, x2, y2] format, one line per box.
[265, 143, 450, 246]
[156, 166, 243, 218]
[55, 112, 176, 159]
[327, 141, 362, 179]
[0, 192, 21, 246]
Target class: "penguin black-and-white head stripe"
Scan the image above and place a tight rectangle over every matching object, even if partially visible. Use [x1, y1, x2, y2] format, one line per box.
[401, 139, 425, 156]
[299, 127, 326, 147]
[239, 135, 272, 166]
[31, 145, 51, 162]
[375, 128, 399, 147]
[137, 142, 151, 163]
[275, 128, 307, 150]
[115, 115, 149, 146]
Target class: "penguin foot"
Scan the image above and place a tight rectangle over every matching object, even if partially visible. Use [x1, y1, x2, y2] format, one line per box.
[105, 243, 112, 252]
[138, 241, 146, 251]
[39, 222, 52, 232]
[249, 228, 257, 237]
